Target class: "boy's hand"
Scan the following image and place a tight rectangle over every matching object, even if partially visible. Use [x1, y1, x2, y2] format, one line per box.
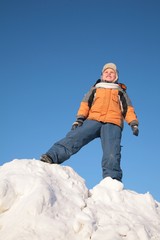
[131, 125, 139, 136]
[71, 118, 84, 130]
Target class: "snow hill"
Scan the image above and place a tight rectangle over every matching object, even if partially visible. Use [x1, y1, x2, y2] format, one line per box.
[0, 160, 160, 240]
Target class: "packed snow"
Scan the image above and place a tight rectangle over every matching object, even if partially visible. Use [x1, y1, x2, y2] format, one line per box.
[0, 159, 160, 240]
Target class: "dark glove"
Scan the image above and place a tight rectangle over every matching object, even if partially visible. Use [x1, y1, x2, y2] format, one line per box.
[131, 125, 139, 136]
[71, 118, 84, 130]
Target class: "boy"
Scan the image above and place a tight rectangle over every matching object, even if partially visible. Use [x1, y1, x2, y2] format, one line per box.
[40, 63, 139, 181]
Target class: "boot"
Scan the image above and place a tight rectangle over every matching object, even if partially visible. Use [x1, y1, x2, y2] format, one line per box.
[40, 154, 53, 164]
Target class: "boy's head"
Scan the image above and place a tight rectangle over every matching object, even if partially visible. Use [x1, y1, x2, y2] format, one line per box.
[101, 63, 118, 82]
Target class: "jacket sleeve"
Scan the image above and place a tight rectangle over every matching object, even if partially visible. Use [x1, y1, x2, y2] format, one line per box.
[76, 87, 95, 119]
[123, 91, 139, 126]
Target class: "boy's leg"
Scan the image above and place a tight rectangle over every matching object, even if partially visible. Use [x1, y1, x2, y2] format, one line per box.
[100, 123, 122, 181]
[45, 120, 102, 164]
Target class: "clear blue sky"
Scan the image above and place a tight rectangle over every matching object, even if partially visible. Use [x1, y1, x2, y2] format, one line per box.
[1, 0, 160, 201]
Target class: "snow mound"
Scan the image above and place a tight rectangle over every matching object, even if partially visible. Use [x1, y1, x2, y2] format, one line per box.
[0, 159, 160, 240]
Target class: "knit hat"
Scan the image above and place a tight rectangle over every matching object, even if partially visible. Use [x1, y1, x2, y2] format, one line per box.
[102, 63, 118, 81]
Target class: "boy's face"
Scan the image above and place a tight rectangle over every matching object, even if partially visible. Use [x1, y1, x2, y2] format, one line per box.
[102, 68, 117, 82]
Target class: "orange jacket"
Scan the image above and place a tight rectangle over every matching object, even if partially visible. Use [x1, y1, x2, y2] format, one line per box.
[77, 82, 138, 128]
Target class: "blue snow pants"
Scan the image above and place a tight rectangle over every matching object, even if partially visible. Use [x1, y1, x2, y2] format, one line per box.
[46, 120, 122, 181]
